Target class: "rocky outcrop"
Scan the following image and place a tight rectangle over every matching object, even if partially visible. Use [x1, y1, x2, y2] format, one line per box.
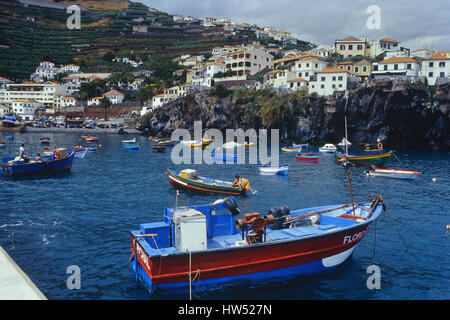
[140, 81, 450, 151]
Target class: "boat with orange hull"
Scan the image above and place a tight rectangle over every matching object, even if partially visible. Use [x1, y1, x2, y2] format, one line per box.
[334, 151, 392, 167]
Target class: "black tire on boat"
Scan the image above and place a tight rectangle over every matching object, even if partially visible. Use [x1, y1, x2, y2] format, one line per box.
[224, 198, 240, 216]
[269, 207, 282, 230]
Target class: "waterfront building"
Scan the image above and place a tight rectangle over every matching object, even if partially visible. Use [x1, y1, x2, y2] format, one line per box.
[0, 82, 69, 106]
[287, 77, 309, 91]
[293, 58, 328, 81]
[369, 38, 401, 57]
[421, 54, 450, 86]
[371, 57, 420, 80]
[308, 67, 348, 96]
[152, 94, 166, 109]
[11, 99, 39, 121]
[224, 45, 273, 79]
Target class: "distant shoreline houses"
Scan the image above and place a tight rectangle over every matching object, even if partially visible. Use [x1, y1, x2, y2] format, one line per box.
[1, 27, 449, 121]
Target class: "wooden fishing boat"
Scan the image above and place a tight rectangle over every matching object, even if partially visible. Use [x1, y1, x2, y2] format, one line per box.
[334, 151, 392, 167]
[258, 165, 289, 175]
[122, 138, 136, 144]
[155, 140, 175, 147]
[319, 144, 337, 153]
[40, 137, 50, 145]
[167, 169, 245, 195]
[124, 143, 140, 150]
[6, 136, 14, 141]
[365, 168, 422, 180]
[364, 148, 384, 154]
[130, 194, 385, 296]
[85, 136, 98, 143]
[282, 144, 308, 152]
[210, 153, 238, 162]
[296, 153, 319, 162]
[71, 146, 87, 159]
[66, 118, 84, 127]
[1, 149, 75, 177]
[2, 114, 17, 127]
[0, 141, 5, 148]
[293, 143, 309, 148]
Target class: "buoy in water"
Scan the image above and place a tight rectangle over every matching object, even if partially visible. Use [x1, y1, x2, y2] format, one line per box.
[447, 224, 450, 230]
[432, 178, 437, 183]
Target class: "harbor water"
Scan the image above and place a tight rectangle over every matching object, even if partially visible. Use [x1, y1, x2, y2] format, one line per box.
[0, 132, 449, 300]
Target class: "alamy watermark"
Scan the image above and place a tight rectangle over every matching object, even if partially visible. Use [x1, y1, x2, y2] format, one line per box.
[366, 5, 381, 30]
[169, 121, 280, 166]
[66, 265, 81, 290]
[67, 5, 81, 30]
[366, 265, 381, 290]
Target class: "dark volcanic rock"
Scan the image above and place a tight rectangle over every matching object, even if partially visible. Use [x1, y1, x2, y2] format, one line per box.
[140, 81, 450, 151]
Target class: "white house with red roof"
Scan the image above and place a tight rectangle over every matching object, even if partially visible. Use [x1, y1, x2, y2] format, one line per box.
[421, 54, 450, 85]
[103, 90, 124, 104]
[369, 38, 401, 57]
[371, 57, 420, 80]
[308, 67, 349, 96]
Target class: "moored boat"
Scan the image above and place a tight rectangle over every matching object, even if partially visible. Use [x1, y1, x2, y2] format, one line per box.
[66, 118, 84, 127]
[365, 168, 422, 180]
[1, 149, 75, 177]
[155, 140, 175, 147]
[2, 114, 17, 127]
[210, 153, 238, 162]
[167, 169, 245, 195]
[40, 137, 51, 145]
[258, 165, 289, 175]
[122, 138, 136, 144]
[0, 141, 5, 148]
[124, 143, 140, 150]
[338, 137, 352, 148]
[319, 144, 337, 153]
[152, 146, 165, 153]
[129, 194, 385, 296]
[296, 153, 319, 162]
[71, 146, 87, 159]
[334, 151, 392, 167]
[85, 136, 98, 143]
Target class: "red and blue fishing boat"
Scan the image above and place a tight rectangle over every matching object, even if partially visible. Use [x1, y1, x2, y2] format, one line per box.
[2, 114, 17, 127]
[130, 188, 385, 295]
[296, 153, 319, 162]
[334, 151, 392, 167]
[1, 149, 75, 177]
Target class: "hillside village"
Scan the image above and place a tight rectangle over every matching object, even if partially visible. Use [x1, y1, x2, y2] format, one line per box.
[0, 2, 449, 126]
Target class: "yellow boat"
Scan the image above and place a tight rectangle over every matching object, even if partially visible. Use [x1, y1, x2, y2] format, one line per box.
[149, 138, 165, 142]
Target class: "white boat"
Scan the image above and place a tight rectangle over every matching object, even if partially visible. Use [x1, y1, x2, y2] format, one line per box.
[122, 138, 136, 144]
[365, 168, 422, 180]
[222, 141, 245, 149]
[258, 165, 289, 176]
[319, 143, 337, 153]
[73, 148, 87, 159]
[338, 137, 352, 147]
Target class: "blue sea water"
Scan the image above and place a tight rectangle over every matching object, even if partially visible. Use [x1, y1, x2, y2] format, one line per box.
[0, 132, 448, 300]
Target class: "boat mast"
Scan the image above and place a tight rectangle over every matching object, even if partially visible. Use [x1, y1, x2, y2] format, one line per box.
[343, 92, 355, 215]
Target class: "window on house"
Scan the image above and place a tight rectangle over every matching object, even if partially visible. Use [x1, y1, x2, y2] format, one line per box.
[355, 67, 359, 73]
[439, 62, 446, 67]
[332, 76, 336, 81]
[298, 73, 302, 77]
[440, 72, 445, 77]
[357, 45, 362, 50]
[321, 77, 325, 81]
[332, 84, 336, 88]
[429, 72, 433, 77]
[407, 64, 412, 69]
[429, 62, 434, 67]
[394, 64, 398, 70]
[320, 84, 324, 89]
[349, 45, 353, 50]
[339, 84, 342, 88]
[338, 76, 343, 81]
[373, 65, 378, 71]
[305, 72, 309, 77]
[340, 45, 345, 50]
[363, 66, 367, 72]
[384, 65, 388, 71]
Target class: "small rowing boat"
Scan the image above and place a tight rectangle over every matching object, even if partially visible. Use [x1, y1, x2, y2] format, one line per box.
[167, 169, 246, 195]
[155, 140, 175, 147]
[71, 146, 87, 159]
[40, 137, 50, 145]
[258, 165, 289, 175]
[334, 151, 392, 167]
[296, 153, 319, 162]
[0, 141, 5, 148]
[365, 168, 422, 180]
[152, 146, 165, 153]
[124, 143, 139, 150]
[122, 138, 136, 144]
[85, 136, 98, 143]
[211, 153, 238, 162]
[149, 137, 165, 142]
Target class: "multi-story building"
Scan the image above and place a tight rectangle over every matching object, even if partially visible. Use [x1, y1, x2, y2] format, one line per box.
[335, 36, 370, 58]
[103, 90, 125, 104]
[152, 94, 166, 109]
[371, 57, 420, 80]
[0, 82, 69, 106]
[421, 54, 450, 86]
[87, 97, 102, 107]
[11, 99, 39, 121]
[353, 60, 372, 80]
[287, 77, 309, 91]
[224, 45, 273, 79]
[369, 38, 401, 57]
[410, 48, 435, 59]
[293, 58, 328, 81]
[309, 68, 348, 96]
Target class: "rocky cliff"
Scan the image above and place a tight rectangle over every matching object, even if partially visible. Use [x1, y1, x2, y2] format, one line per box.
[139, 81, 450, 151]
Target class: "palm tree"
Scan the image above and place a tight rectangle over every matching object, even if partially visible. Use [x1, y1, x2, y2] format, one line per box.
[100, 97, 111, 121]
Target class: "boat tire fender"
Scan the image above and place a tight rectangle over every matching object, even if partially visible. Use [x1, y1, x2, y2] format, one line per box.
[269, 207, 282, 230]
[224, 198, 240, 216]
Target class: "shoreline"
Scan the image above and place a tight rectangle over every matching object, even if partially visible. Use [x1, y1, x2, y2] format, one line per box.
[4, 126, 141, 135]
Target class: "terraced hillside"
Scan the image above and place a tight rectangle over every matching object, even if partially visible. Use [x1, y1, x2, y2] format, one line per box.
[0, 0, 315, 80]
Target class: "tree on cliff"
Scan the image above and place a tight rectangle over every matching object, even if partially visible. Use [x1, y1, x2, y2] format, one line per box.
[100, 97, 112, 121]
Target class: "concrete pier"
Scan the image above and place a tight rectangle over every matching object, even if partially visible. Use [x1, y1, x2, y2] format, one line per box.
[0, 247, 46, 300]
